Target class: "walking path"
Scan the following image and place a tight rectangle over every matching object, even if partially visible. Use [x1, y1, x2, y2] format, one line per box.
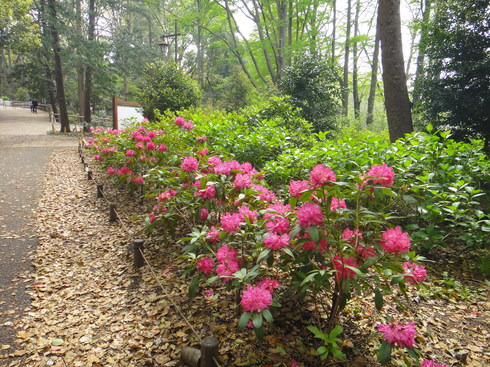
[0, 108, 77, 349]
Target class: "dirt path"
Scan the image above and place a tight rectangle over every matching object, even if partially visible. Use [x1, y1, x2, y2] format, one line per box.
[0, 107, 78, 351]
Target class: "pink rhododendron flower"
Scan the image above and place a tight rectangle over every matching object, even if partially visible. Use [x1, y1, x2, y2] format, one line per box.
[264, 203, 291, 234]
[421, 360, 448, 367]
[290, 360, 300, 367]
[330, 197, 347, 211]
[135, 142, 144, 150]
[234, 173, 252, 190]
[142, 117, 149, 123]
[156, 189, 177, 202]
[148, 212, 156, 223]
[356, 245, 377, 259]
[264, 233, 290, 250]
[342, 228, 363, 245]
[206, 226, 221, 243]
[216, 244, 238, 264]
[197, 257, 214, 274]
[197, 149, 209, 156]
[107, 167, 116, 175]
[251, 184, 276, 202]
[220, 212, 243, 233]
[200, 208, 209, 221]
[216, 260, 240, 282]
[181, 156, 199, 172]
[289, 180, 310, 198]
[125, 150, 136, 157]
[147, 130, 156, 138]
[381, 227, 411, 254]
[241, 284, 273, 313]
[301, 235, 328, 252]
[309, 164, 336, 187]
[117, 167, 133, 176]
[361, 163, 395, 188]
[146, 142, 156, 150]
[377, 321, 417, 349]
[198, 184, 216, 199]
[333, 255, 359, 280]
[183, 121, 194, 130]
[130, 176, 145, 184]
[207, 156, 221, 167]
[402, 262, 427, 284]
[296, 203, 324, 227]
[158, 144, 167, 152]
[196, 136, 207, 143]
[238, 205, 258, 224]
[203, 289, 214, 298]
[256, 278, 280, 295]
[175, 116, 185, 126]
[94, 154, 101, 161]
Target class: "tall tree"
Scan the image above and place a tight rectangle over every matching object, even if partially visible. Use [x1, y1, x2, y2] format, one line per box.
[84, 0, 95, 128]
[366, 6, 380, 125]
[378, 0, 413, 142]
[352, 0, 361, 119]
[45, 0, 70, 132]
[341, 0, 352, 116]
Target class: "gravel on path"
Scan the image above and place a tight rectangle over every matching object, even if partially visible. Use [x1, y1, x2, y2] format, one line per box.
[0, 107, 78, 353]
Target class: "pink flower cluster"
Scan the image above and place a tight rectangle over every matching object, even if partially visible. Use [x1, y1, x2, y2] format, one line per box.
[309, 164, 336, 187]
[381, 227, 411, 254]
[181, 156, 199, 172]
[197, 257, 214, 274]
[216, 245, 240, 282]
[241, 284, 273, 313]
[402, 262, 427, 284]
[296, 203, 323, 227]
[221, 212, 243, 233]
[421, 360, 448, 367]
[264, 233, 290, 250]
[361, 163, 395, 188]
[174, 116, 194, 130]
[264, 203, 291, 234]
[377, 321, 417, 349]
[332, 255, 359, 280]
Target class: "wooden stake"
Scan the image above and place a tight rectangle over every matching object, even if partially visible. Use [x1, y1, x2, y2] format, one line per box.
[97, 185, 103, 198]
[87, 170, 93, 180]
[133, 239, 144, 268]
[109, 204, 117, 222]
[181, 346, 200, 367]
[200, 337, 219, 367]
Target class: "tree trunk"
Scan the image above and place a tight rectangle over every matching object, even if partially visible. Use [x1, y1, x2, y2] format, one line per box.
[46, 0, 70, 133]
[412, 0, 431, 106]
[379, 0, 413, 142]
[76, 0, 85, 120]
[341, 0, 352, 116]
[84, 0, 95, 131]
[366, 6, 381, 125]
[352, 0, 361, 120]
[331, 0, 336, 64]
[276, 0, 287, 81]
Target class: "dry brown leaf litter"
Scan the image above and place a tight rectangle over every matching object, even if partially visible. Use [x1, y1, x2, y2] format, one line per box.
[0, 148, 488, 366]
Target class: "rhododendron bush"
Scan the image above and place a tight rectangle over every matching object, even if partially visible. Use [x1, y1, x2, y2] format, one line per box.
[85, 116, 441, 364]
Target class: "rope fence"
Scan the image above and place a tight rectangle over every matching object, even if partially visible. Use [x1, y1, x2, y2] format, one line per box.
[77, 139, 222, 367]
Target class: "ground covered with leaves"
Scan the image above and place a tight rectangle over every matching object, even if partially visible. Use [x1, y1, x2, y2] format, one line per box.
[1, 148, 488, 366]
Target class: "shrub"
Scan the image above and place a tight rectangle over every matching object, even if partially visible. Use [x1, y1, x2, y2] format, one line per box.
[138, 62, 202, 121]
[279, 55, 341, 133]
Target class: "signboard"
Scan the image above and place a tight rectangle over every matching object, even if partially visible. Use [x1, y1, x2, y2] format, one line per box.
[112, 96, 144, 129]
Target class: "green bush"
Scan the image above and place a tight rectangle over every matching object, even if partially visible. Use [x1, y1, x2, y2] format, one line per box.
[138, 61, 202, 121]
[278, 55, 341, 133]
[264, 126, 490, 250]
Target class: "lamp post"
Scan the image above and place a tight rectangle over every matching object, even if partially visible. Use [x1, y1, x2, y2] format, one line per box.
[159, 20, 180, 64]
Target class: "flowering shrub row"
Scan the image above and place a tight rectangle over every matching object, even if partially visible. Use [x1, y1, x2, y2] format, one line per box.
[85, 116, 448, 365]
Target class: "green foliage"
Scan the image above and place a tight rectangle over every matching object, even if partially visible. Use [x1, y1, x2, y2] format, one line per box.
[138, 61, 202, 121]
[14, 87, 29, 101]
[308, 325, 346, 360]
[264, 127, 490, 250]
[415, 0, 490, 145]
[278, 54, 341, 133]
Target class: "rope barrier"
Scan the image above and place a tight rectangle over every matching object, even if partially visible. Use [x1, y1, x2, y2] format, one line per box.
[78, 141, 222, 367]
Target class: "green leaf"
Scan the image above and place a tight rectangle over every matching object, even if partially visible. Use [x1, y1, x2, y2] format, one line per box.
[329, 325, 343, 338]
[307, 325, 327, 341]
[254, 325, 265, 339]
[188, 275, 201, 298]
[309, 225, 320, 242]
[301, 272, 317, 286]
[391, 275, 405, 285]
[257, 249, 271, 263]
[331, 347, 346, 360]
[252, 313, 263, 329]
[407, 347, 420, 360]
[374, 289, 384, 311]
[262, 308, 273, 323]
[238, 312, 251, 329]
[377, 340, 392, 365]
[51, 338, 64, 346]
